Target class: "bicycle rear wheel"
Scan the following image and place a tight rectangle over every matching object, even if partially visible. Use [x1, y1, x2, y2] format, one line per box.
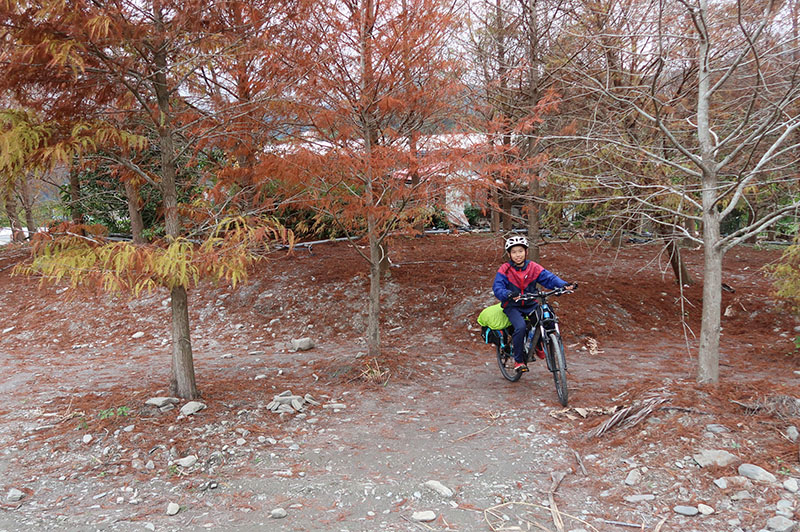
[547, 333, 568, 406]
[497, 341, 521, 382]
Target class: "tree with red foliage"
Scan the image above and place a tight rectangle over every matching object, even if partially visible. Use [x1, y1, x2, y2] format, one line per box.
[0, 0, 300, 398]
[288, 0, 464, 357]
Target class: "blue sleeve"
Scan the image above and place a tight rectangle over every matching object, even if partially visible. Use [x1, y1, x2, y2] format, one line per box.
[492, 271, 512, 302]
[535, 268, 568, 290]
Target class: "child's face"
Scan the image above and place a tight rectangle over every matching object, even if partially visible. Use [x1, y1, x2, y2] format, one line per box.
[509, 246, 526, 264]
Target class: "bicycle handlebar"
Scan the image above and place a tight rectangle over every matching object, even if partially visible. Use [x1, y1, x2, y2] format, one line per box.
[514, 285, 576, 301]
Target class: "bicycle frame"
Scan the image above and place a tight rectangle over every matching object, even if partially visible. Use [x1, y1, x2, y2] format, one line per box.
[522, 294, 562, 372]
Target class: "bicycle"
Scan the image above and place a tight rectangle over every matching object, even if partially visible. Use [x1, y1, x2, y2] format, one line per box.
[493, 286, 575, 406]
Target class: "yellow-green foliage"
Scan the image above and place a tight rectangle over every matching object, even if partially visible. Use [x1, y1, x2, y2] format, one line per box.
[769, 240, 800, 313]
[15, 217, 292, 295]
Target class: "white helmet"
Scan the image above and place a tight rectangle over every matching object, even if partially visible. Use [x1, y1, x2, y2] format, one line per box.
[505, 235, 528, 252]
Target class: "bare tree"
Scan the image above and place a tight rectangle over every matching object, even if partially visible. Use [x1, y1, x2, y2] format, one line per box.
[554, 0, 800, 382]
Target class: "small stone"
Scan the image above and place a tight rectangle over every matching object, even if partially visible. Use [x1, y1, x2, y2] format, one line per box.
[411, 510, 436, 522]
[738, 463, 777, 483]
[714, 478, 729, 490]
[180, 401, 207, 416]
[82, 434, 93, 444]
[290, 337, 315, 351]
[7, 488, 24, 502]
[766, 515, 796, 532]
[705, 424, 729, 433]
[236, 438, 246, 446]
[248, 350, 266, 356]
[624, 469, 642, 486]
[254, 374, 267, 380]
[323, 403, 346, 410]
[697, 503, 714, 515]
[166, 502, 180, 516]
[786, 426, 799, 442]
[730, 490, 753, 501]
[132, 331, 145, 339]
[131, 459, 144, 470]
[291, 398, 305, 411]
[304, 394, 320, 405]
[145, 460, 155, 470]
[673, 505, 699, 516]
[623, 494, 655, 503]
[693, 449, 739, 468]
[144, 523, 155, 531]
[123, 424, 135, 432]
[270, 508, 287, 519]
[175, 455, 197, 468]
[146, 397, 179, 408]
[783, 478, 799, 493]
[424, 480, 454, 498]
[526, 425, 536, 433]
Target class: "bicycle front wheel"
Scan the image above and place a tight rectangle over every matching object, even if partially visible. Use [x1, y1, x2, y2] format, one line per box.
[497, 342, 521, 382]
[547, 333, 568, 406]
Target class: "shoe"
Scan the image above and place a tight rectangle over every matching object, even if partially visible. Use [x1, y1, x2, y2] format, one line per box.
[514, 362, 528, 373]
[535, 346, 545, 360]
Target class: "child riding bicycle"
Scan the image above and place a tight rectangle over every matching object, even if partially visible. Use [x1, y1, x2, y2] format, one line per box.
[492, 236, 575, 373]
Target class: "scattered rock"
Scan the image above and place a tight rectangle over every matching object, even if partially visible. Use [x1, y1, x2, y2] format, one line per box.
[731, 490, 753, 501]
[7, 488, 24, 502]
[411, 510, 436, 522]
[786, 425, 799, 442]
[180, 401, 207, 416]
[131, 459, 144, 470]
[693, 449, 739, 468]
[673, 505, 699, 516]
[290, 337, 315, 351]
[424, 480, 454, 498]
[123, 424, 135, 432]
[175, 455, 197, 468]
[248, 350, 266, 356]
[738, 463, 777, 483]
[82, 434, 92, 444]
[323, 403, 347, 410]
[166, 502, 180, 516]
[624, 469, 642, 486]
[784, 478, 799, 493]
[623, 494, 655, 503]
[131, 331, 145, 339]
[236, 438, 246, 446]
[144, 397, 180, 408]
[714, 478, 728, 490]
[766, 515, 796, 532]
[270, 508, 287, 519]
[697, 503, 715, 515]
[705, 424, 729, 433]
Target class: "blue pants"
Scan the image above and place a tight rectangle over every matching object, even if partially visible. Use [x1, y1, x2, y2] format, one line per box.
[504, 304, 536, 363]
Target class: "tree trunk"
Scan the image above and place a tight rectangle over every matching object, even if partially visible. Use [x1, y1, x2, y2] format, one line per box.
[525, 0, 541, 263]
[696, 0, 722, 384]
[367, 221, 382, 358]
[527, 175, 540, 263]
[68, 163, 83, 225]
[3, 186, 25, 242]
[153, 23, 198, 399]
[490, 185, 500, 232]
[501, 186, 512, 232]
[666, 239, 694, 286]
[19, 175, 36, 236]
[124, 180, 145, 244]
[169, 285, 197, 398]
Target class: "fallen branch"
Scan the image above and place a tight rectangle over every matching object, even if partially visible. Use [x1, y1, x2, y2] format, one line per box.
[589, 397, 670, 438]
